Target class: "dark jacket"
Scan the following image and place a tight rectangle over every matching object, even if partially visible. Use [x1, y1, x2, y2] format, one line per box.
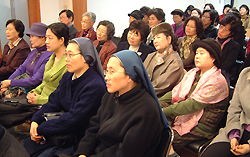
[220, 39, 240, 72]
[74, 83, 163, 157]
[203, 25, 217, 39]
[119, 28, 129, 43]
[31, 67, 106, 140]
[69, 25, 78, 40]
[0, 38, 30, 80]
[116, 41, 155, 61]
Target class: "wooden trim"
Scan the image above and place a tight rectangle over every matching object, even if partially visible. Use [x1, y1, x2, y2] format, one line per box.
[73, 0, 87, 31]
[27, 0, 41, 27]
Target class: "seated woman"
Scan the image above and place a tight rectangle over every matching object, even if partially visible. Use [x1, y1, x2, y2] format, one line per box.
[239, 4, 250, 29]
[146, 8, 165, 48]
[178, 16, 204, 70]
[171, 9, 186, 38]
[75, 12, 97, 42]
[117, 20, 155, 62]
[200, 68, 250, 157]
[71, 50, 169, 157]
[144, 22, 184, 98]
[191, 8, 202, 18]
[159, 38, 229, 157]
[0, 19, 30, 81]
[202, 10, 218, 39]
[219, 4, 232, 21]
[22, 37, 106, 157]
[26, 22, 68, 105]
[93, 20, 117, 70]
[119, 10, 144, 43]
[0, 22, 53, 98]
[217, 14, 245, 86]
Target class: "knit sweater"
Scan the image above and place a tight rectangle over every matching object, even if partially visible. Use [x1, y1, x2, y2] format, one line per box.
[74, 83, 163, 157]
[31, 67, 106, 139]
[31, 53, 67, 105]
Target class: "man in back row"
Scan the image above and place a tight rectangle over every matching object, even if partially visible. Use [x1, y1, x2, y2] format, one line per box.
[59, 9, 78, 39]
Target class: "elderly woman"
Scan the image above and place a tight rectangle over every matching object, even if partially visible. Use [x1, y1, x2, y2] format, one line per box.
[117, 20, 155, 61]
[140, 6, 151, 24]
[0, 23, 53, 98]
[0, 19, 30, 81]
[217, 14, 245, 85]
[75, 12, 96, 41]
[160, 38, 229, 157]
[144, 22, 184, 98]
[191, 8, 202, 18]
[146, 8, 165, 48]
[178, 16, 204, 70]
[171, 9, 186, 38]
[70, 50, 169, 157]
[239, 4, 250, 29]
[93, 20, 117, 70]
[22, 37, 106, 156]
[202, 9, 218, 39]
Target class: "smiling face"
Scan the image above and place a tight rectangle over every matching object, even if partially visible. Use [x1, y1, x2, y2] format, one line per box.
[153, 33, 171, 53]
[29, 35, 45, 48]
[185, 20, 197, 37]
[45, 28, 64, 52]
[105, 57, 132, 95]
[194, 47, 215, 74]
[96, 25, 108, 42]
[127, 30, 142, 46]
[149, 14, 161, 28]
[6, 23, 19, 42]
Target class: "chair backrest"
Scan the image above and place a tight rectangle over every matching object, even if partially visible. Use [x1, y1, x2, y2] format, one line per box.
[154, 126, 173, 157]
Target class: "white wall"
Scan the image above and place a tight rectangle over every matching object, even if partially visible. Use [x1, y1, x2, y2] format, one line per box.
[87, 0, 225, 36]
[40, 0, 72, 25]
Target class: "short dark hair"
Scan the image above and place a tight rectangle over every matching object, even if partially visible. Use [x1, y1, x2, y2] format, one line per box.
[128, 20, 150, 42]
[6, 19, 25, 38]
[148, 8, 165, 22]
[202, 9, 217, 25]
[191, 8, 202, 17]
[171, 9, 185, 21]
[223, 4, 232, 14]
[59, 9, 74, 22]
[97, 20, 115, 40]
[140, 6, 151, 16]
[220, 14, 243, 38]
[204, 3, 215, 10]
[183, 16, 204, 38]
[47, 22, 69, 47]
[240, 4, 249, 15]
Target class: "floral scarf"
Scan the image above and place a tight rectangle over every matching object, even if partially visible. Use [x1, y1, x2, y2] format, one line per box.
[180, 35, 197, 59]
[171, 66, 229, 136]
[155, 45, 173, 65]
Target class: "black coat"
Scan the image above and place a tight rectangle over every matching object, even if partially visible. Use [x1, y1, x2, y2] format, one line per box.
[116, 41, 155, 61]
[203, 25, 217, 39]
[74, 83, 164, 157]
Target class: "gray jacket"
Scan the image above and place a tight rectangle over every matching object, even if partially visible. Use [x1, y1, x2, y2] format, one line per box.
[212, 67, 250, 144]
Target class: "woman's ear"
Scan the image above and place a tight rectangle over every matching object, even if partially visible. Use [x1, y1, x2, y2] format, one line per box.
[60, 37, 65, 46]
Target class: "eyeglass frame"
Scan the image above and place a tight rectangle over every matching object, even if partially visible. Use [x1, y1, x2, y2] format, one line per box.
[63, 53, 82, 59]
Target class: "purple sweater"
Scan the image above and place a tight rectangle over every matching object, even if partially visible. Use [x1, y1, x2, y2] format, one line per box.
[172, 23, 186, 38]
[8, 45, 53, 87]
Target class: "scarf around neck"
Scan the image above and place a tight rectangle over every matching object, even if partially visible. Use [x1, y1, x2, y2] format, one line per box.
[180, 35, 197, 59]
[171, 66, 229, 136]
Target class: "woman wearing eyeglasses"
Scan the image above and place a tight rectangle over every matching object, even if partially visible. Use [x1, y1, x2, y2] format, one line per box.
[202, 10, 217, 39]
[22, 37, 106, 157]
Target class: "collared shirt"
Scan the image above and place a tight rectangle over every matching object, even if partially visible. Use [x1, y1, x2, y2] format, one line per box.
[68, 24, 73, 29]
[8, 37, 22, 50]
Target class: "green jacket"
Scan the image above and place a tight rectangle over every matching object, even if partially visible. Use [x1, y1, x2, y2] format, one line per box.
[159, 91, 228, 139]
[31, 53, 67, 105]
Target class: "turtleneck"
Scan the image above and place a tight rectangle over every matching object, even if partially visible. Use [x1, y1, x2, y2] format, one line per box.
[96, 41, 106, 53]
[217, 37, 229, 45]
[36, 44, 47, 53]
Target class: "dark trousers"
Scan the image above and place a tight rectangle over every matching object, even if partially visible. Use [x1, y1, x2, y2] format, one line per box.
[201, 129, 250, 157]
